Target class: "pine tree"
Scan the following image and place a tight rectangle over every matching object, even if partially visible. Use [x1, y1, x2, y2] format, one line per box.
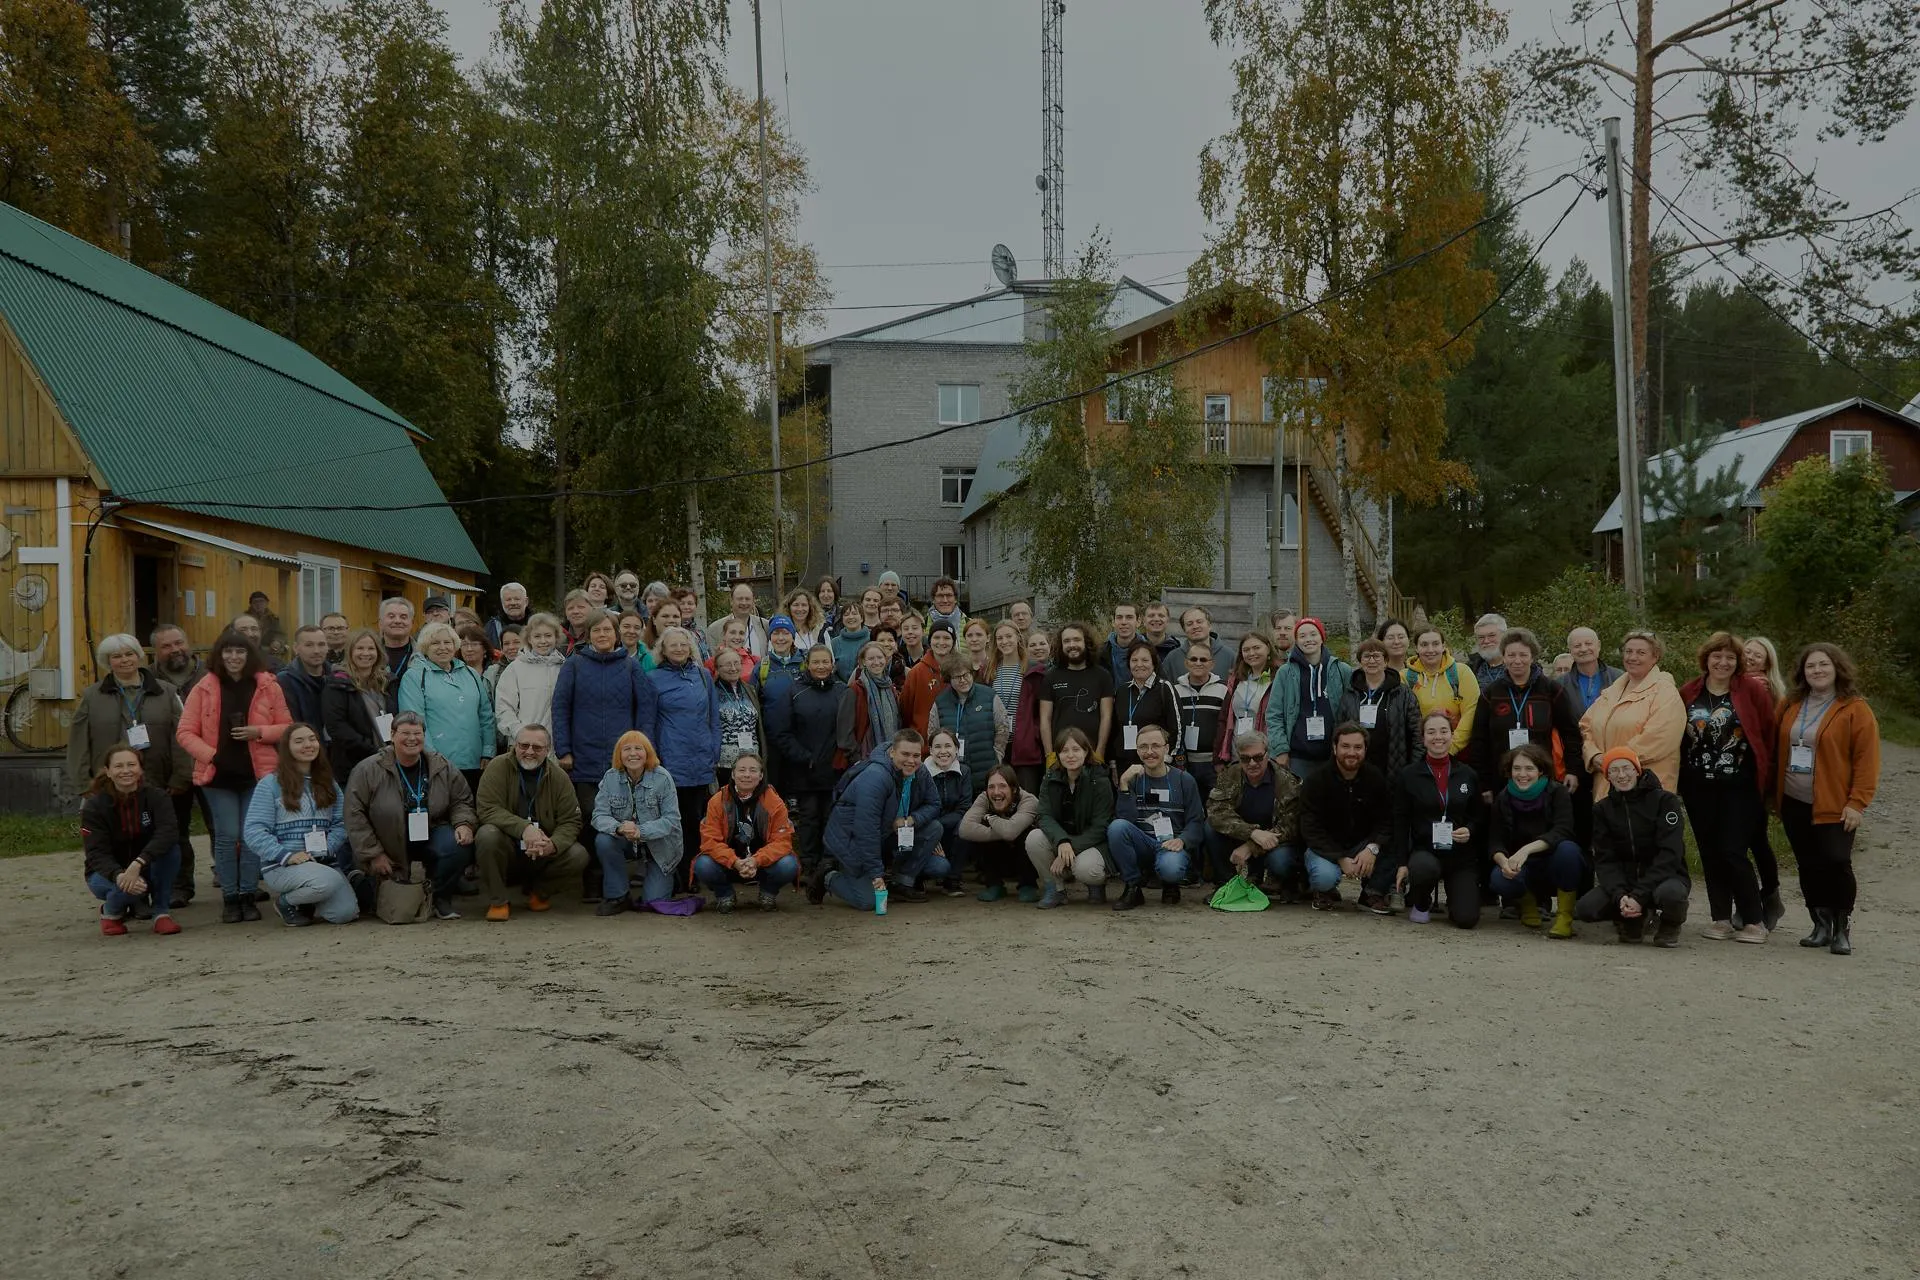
[81, 0, 204, 269]
[1640, 390, 1753, 624]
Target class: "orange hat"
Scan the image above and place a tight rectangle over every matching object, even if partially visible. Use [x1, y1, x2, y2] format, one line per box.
[1598, 747, 1640, 773]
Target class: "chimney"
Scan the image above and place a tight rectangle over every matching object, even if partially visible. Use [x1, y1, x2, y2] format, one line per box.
[1738, 416, 1763, 430]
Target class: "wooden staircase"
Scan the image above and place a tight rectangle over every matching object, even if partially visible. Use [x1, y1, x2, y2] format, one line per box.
[1297, 432, 1414, 622]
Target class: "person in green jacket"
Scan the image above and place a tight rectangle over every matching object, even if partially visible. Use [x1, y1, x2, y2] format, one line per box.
[1022, 727, 1115, 909]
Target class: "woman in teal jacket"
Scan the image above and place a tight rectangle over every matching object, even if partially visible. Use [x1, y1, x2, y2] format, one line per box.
[398, 622, 495, 793]
[1265, 616, 1353, 780]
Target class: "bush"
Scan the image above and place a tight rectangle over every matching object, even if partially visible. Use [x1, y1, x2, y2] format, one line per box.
[1504, 565, 1641, 655]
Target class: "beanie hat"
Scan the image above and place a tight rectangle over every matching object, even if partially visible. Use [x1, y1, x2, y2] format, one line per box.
[769, 615, 796, 635]
[1598, 747, 1641, 774]
[1294, 616, 1327, 643]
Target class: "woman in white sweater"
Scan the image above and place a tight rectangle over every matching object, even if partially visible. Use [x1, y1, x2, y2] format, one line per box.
[494, 613, 567, 742]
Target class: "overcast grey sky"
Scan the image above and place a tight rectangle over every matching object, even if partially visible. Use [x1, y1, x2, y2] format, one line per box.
[430, 1, 1917, 346]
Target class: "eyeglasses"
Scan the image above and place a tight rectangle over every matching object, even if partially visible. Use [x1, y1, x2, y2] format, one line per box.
[1237, 753, 1265, 765]
[1187, 655, 1209, 664]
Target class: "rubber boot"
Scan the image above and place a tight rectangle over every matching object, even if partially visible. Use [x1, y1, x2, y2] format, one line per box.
[1548, 890, 1576, 940]
[1799, 909, 1833, 948]
[1828, 913, 1852, 956]
[1518, 895, 1542, 929]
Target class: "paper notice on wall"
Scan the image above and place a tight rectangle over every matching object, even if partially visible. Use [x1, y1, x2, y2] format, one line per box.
[185, 590, 196, 617]
[205, 591, 215, 617]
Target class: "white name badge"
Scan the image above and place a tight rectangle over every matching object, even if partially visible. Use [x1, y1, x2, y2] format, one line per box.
[1305, 715, 1326, 742]
[304, 828, 328, 855]
[1123, 724, 1139, 751]
[1508, 728, 1530, 750]
[375, 713, 394, 743]
[1789, 744, 1815, 773]
[126, 723, 151, 750]
[408, 811, 430, 842]
[1430, 821, 1454, 849]
[1184, 724, 1201, 751]
[896, 823, 914, 851]
[1149, 812, 1174, 840]
[1150, 788, 1170, 803]
[732, 729, 756, 750]
[1358, 705, 1378, 729]
[1236, 715, 1254, 738]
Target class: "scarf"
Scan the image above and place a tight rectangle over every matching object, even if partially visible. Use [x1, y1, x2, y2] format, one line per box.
[858, 669, 900, 750]
[1505, 774, 1551, 801]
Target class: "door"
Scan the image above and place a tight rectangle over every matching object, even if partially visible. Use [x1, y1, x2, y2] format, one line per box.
[132, 554, 166, 644]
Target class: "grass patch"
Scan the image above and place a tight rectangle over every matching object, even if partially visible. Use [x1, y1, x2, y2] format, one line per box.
[1872, 703, 1920, 749]
[0, 812, 81, 857]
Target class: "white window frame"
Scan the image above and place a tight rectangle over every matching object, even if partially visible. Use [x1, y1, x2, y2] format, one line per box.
[1204, 395, 1231, 455]
[940, 467, 975, 507]
[941, 543, 967, 582]
[1264, 490, 1301, 549]
[938, 383, 981, 426]
[716, 559, 742, 584]
[297, 554, 341, 624]
[1830, 430, 1871, 464]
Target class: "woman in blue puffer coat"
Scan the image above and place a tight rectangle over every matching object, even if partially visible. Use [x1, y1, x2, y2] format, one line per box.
[649, 626, 722, 870]
[551, 608, 658, 828]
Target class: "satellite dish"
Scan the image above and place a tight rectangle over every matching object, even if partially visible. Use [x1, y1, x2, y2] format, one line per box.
[992, 244, 1019, 288]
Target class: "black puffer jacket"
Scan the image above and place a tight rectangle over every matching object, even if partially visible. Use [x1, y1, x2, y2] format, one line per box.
[1335, 667, 1422, 775]
[1591, 771, 1690, 903]
[774, 672, 846, 791]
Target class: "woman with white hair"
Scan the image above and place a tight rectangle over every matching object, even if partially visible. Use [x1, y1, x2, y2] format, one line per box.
[398, 620, 495, 795]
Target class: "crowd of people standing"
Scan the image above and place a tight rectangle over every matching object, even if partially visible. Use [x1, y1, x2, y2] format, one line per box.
[69, 572, 1879, 955]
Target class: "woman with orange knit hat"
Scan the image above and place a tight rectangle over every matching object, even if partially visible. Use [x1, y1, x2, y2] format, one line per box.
[1574, 746, 1692, 946]
[589, 730, 683, 915]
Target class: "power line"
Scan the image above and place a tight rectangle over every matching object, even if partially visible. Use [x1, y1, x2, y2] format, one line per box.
[108, 171, 1585, 517]
[1440, 168, 1596, 351]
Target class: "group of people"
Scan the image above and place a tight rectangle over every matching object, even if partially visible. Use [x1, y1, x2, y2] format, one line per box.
[71, 574, 1879, 956]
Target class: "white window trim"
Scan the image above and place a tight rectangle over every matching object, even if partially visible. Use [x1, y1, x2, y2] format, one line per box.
[938, 383, 981, 426]
[1830, 430, 1871, 464]
[1265, 490, 1301, 550]
[297, 554, 341, 625]
[1204, 394, 1231, 421]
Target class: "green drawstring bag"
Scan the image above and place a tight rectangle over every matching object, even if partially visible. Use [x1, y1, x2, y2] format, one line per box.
[1209, 875, 1270, 911]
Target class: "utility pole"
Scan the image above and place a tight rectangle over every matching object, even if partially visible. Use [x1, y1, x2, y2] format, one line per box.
[1602, 117, 1645, 612]
[752, 0, 783, 599]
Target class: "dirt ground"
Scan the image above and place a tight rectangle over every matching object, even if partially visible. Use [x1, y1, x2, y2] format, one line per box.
[6, 751, 1920, 1280]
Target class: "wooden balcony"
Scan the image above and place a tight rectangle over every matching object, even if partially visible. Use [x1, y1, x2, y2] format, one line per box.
[1194, 420, 1295, 464]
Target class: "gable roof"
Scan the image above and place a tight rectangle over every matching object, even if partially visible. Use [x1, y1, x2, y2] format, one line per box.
[810, 277, 1174, 350]
[1592, 397, 1918, 534]
[958, 418, 1035, 521]
[0, 201, 486, 574]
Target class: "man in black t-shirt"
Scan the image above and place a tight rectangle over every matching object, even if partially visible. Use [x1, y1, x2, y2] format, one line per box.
[1037, 622, 1114, 766]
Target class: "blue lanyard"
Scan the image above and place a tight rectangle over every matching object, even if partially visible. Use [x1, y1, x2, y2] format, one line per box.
[1360, 685, 1382, 707]
[897, 778, 913, 820]
[1128, 682, 1149, 723]
[120, 688, 144, 723]
[1507, 686, 1529, 728]
[399, 761, 427, 811]
[1795, 696, 1834, 745]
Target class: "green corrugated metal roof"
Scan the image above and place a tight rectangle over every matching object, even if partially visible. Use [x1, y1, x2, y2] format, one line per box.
[0, 201, 487, 574]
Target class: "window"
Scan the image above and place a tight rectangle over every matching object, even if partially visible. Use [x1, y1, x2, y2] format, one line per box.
[1264, 490, 1301, 549]
[940, 467, 975, 506]
[942, 543, 967, 582]
[1262, 376, 1326, 423]
[716, 559, 741, 584]
[938, 384, 981, 426]
[297, 556, 340, 624]
[1204, 395, 1231, 455]
[1831, 430, 1871, 464]
[1105, 385, 1128, 423]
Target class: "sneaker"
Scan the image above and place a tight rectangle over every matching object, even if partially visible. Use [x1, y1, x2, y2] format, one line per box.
[595, 897, 629, 917]
[486, 903, 510, 922]
[152, 915, 182, 935]
[526, 893, 552, 912]
[715, 895, 735, 915]
[1016, 884, 1041, 903]
[1700, 920, 1735, 941]
[1654, 919, 1683, 948]
[1113, 884, 1146, 912]
[891, 883, 929, 904]
[275, 897, 311, 928]
[1731, 923, 1768, 944]
[1161, 884, 1181, 906]
[1310, 890, 1341, 911]
[99, 911, 128, 937]
[1362, 892, 1395, 916]
[238, 898, 262, 922]
[1037, 884, 1066, 909]
[976, 883, 1008, 902]
[1498, 901, 1520, 921]
[1762, 890, 1787, 933]
[1407, 904, 1431, 924]
[940, 878, 965, 898]
[758, 892, 778, 912]
[433, 898, 461, 921]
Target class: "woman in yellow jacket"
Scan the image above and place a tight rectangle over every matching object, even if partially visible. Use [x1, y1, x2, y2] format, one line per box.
[1405, 625, 1479, 759]
[1773, 642, 1878, 956]
[1579, 629, 1685, 800]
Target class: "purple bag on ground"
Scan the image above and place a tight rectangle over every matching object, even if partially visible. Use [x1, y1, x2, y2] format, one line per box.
[644, 896, 702, 916]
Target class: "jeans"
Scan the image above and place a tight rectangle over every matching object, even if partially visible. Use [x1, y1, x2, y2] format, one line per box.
[936, 811, 967, 881]
[1682, 781, 1765, 924]
[594, 831, 675, 903]
[1268, 845, 1343, 894]
[1406, 850, 1481, 928]
[88, 846, 182, 918]
[1781, 796, 1857, 914]
[1487, 839, 1584, 902]
[1107, 819, 1191, 887]
[202, 783, 259, 898]
[892, 821, 951, 887]
[417, 824, 475, 904]
[693, 853, 800, 899]
[263, 858, 360, 923]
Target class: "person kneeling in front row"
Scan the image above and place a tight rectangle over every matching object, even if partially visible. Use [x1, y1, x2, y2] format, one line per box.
[1107, 724, 1205, 909]
[246, 723, 359, 926]
[343, 711, 477, 921]
[475, 724, 590, 922]
[696, 752, 800, 912]
[1298, 723, 1396, 911]
[1576, 748, 1691, 946]
[590, 730, 683, 915]
[1204, 733, 1302, 894]
[80, 745, 183, 936]
[811, 729, 945, 910]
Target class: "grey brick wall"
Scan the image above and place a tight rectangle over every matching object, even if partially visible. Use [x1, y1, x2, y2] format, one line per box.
[823, 340, 1024, 601]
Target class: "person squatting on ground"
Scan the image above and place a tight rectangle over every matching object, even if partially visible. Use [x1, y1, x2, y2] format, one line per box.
[1297, 721, 1395, 912]
[813, 729, 950, 911]
[695, 752, 799, 912]
[1106, 724, 1205, 910]
[1575, 748, 1692, 947]
[474, 725, 591, 922]
[343, 711, 477, 921]
[80, 744, 183, 936]
[1395, 712, 1482, 928]
[1203, 732, 1302, 894]
[246, 724, 359, 927]
[1024, 727, 1115, 908]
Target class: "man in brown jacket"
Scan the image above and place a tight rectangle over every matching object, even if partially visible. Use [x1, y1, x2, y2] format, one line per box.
[474, 723, 589, 921]
[344, 711, 477, 920]
[1203, 730, 1303, 894]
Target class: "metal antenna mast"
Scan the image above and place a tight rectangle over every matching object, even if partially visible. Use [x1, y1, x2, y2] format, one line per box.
[1040, 0, 1064, 278]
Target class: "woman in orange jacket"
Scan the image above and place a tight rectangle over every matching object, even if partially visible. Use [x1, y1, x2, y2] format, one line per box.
[1774, 642, 1879, 956]
[175, 629, 291, 921]
[694, 752, 798, 912]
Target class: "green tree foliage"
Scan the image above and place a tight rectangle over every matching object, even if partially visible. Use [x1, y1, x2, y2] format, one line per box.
[0, 0, 155, 244]
[1641, 390, 1755, 624]
[1000, 240, 1221, 622]
[81, 0, 204, 269]
[1755, 451, 1897, 631]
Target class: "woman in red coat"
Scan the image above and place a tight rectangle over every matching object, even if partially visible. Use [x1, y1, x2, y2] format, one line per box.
[1677, 632, 1778, 943]
[1008, 630, 1052, 796]
[176, 629, 291, 921]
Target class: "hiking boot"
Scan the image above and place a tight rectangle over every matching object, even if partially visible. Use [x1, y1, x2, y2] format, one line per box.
[976, 883, 1008, 902]
[1113, 884, 1146, 912]
[1732, 923, 1768, 944]
[526, 893, 552, 912]
[1799, 909, 1833, 948]
[596, 897, 630, 917]
[1037, 883, 1066, 909]
[1161, 883, 1182, 906]
[1654, 918, 1683, 948]
[486, 903, 510, 922]
[1361, 892, 1394, 916]
[1016, 884, 1041, 903]
[1700, 920, 1735, 941]
[714, 896, 735, 915]
[238, 897, 262, 922]
[891, 883, 929, 904]
[1762, 889, 1787, 933]
[806, 861, 830, 906]
[1085, 883, 1108, 905]
[1829, 913, 1853, 956]
[758, 891, 778, 912]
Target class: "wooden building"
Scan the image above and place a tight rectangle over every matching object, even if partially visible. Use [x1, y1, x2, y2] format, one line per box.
[0, 201, 486, 752]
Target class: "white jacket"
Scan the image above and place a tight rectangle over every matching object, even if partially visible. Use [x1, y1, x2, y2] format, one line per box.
[494, 649, 566, 742]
